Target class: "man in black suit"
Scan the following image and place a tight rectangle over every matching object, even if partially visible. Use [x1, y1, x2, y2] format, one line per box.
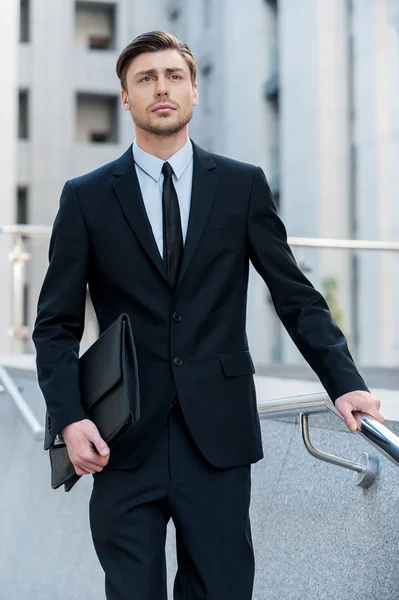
[33, 31, 384, 600]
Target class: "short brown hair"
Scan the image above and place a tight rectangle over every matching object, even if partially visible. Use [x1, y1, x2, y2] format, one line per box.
[116, 30, 197, 90]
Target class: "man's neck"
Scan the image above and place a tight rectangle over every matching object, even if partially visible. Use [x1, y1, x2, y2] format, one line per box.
[134, 127, 189, 161]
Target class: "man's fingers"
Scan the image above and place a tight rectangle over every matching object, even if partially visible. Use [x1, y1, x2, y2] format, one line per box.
[371, 396, 384, 422]
[71, 444, 109, 474]
[63, 420, 110, 477]
[89, 430, 110, 457]
[344, 407, 384, 433]
[337, 404, 358, 432]
[80, 459, 106, 472]
[346, 417, 358, 432]
[357, 394, 384, 424]
[336, 392, 386, 432]
[75, 461, 105, 475]
[78, 447, 109, 468]
[75, 465, 91, 476]
[368, 406, 385, 424]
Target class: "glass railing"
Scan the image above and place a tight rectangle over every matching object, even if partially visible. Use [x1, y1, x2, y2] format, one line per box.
[0, 225, 398, 366]
[248, 236, 399, 370]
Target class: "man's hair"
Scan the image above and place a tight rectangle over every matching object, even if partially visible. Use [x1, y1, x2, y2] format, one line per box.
[116, 30, 197, 90]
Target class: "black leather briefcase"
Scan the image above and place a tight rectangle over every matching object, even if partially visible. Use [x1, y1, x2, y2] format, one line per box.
[46, 313, 140, 492]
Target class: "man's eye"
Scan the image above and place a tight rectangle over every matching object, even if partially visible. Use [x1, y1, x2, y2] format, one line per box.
[141, 77, 152, 82]
[170, 75, 181, 80]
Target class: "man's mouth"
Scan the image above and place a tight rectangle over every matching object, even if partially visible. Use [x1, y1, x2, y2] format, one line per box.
[151, 104, 176, 114]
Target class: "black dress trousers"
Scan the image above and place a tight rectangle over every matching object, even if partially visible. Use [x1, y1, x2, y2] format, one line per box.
[89, 401, 255, 600]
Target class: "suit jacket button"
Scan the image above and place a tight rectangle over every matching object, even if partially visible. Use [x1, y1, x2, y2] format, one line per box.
[173, 312, 182, 322]
[173, 357, 183, 366]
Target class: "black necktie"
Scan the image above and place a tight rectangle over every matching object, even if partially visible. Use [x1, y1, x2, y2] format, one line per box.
[162, 162, 183, 287]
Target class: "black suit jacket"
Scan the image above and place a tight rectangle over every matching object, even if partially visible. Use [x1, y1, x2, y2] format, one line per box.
[32, 141, 369, 469]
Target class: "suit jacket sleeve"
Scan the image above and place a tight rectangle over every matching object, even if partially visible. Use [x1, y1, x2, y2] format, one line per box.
[247, 166, 369, 402]
[32, 180, 88, 448]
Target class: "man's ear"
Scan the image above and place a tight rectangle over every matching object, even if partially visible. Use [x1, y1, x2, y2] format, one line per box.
[121, 90, 130, 111]
[193, 84, 199, 106]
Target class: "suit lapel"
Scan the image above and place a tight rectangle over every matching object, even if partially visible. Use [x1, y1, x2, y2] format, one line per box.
[112, 142, 218, 292]
[112, 146, 171, 288]
[176, 141, 218, 291]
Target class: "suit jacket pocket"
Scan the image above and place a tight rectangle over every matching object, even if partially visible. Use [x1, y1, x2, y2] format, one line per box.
[204, 214, 239, 233]
[218, 350, 255, 377]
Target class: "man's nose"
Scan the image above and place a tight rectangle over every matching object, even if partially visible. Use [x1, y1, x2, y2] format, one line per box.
[156, 78, 169, 97]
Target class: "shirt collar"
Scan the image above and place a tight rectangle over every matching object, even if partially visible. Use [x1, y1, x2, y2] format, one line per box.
[132, 138, 193, 182]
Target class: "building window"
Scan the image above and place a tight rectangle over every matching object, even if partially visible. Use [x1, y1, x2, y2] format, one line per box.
[75, 2, 116, 51]
[76, 93, 119, 144]
[20, 0, 30, 43]
[18, 90, 29, 140]
[91, 132, 110, 143]
[169, 8, 180, 21]
[167, 2, 181, 21]
[89, 35, 112, 50]
[17, 187, 29, 224]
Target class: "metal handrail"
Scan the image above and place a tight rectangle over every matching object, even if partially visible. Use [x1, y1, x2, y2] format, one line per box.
[289, 237, 399, 251]
[2, 354, 398, 486]
[258, 391, 399, 468]
[0, 365, 44, 439]
[1, 226, 399, 251]
[0, 225, 52, 237]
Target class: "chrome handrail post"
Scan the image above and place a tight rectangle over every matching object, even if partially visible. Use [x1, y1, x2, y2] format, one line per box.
[259, 392, 399, 487]
[8, 233, 30, 353]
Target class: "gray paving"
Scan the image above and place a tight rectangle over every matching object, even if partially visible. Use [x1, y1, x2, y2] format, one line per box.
[1, 367, 399, 599]
[0, 369, 176, 600]
[250, 419, 399, 600]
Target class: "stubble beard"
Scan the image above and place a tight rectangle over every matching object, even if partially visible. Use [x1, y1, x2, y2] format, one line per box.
[132, 107, 193, 137]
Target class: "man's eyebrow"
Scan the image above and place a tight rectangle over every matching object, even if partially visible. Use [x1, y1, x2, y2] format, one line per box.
[164, 67, 185, 74]
[135, 67, 185, 77]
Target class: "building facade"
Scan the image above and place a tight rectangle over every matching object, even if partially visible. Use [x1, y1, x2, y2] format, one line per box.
[157, 0, 399, 368]
[1, 0, 398, 367]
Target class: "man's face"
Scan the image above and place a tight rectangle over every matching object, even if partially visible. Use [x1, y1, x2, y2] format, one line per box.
[122, 49, 199, 137]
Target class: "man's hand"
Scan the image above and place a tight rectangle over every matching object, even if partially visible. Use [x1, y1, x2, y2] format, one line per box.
[61, 419, 110, 476]
[335, 390, 385, 432]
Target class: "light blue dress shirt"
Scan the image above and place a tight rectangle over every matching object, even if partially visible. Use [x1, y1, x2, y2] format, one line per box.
[132, 139, 194, 259]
